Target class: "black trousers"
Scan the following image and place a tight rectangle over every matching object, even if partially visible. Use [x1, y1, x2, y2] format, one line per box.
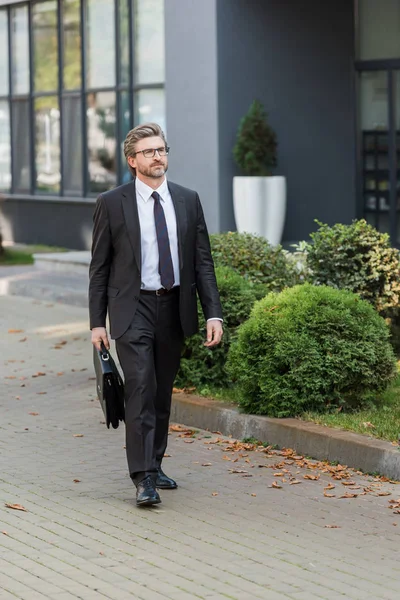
[115, 290, 184, 482]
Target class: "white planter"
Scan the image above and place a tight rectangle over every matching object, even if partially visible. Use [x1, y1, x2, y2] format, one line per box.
[233, 176, 287, 246]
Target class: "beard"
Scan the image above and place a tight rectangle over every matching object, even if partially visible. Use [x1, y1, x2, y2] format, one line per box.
[136, 160, 168, 180]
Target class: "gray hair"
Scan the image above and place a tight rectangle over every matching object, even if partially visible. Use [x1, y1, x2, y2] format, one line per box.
[124, 123, 167, 176]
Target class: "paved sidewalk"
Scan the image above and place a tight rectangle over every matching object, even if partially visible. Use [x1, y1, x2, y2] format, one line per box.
[1, 295, 400, 600]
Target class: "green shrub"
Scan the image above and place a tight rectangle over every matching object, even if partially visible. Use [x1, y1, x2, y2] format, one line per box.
[175, 266, 259, 389]
[227, 283, 397, 417]
[301, 219, 400, 315]
[233, 100, 277, 176]
[210, 232, 299, 295]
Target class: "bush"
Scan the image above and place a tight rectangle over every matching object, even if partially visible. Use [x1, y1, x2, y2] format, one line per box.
[210, 232, 299, 296]
[233, 100, 277, 176]
[302, 219, 400, 316]
[227, 283, 397, 417]
[175, 266, 259, 389]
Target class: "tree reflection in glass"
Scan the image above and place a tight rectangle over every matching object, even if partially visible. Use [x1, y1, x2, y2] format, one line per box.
[34, 96, 60, 193]
[87, 91, 116, 193]
[33, 1, 58, 93]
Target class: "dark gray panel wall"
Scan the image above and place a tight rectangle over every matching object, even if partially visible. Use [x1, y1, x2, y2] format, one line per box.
[0, 199, 95, 250]
[164, 0, 221, 231]
[216, 0, 356, 241]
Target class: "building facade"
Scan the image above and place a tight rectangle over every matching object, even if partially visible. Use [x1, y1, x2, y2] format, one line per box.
[0, 0, 399, 249]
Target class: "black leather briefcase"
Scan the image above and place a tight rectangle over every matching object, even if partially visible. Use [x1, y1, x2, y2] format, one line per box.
[93, 343, 125, 429]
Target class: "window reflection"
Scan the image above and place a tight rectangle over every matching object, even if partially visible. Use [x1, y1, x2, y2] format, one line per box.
[135, 88, 166, 134]
[0, 11, 9, 96]
[87, 91, 116, 193]
[63, 0, 81, 90]
[86, 0, 115, 89]
[11, 5, 30, 95]
[33, 1, 58, 92]
[119, 0, 130, 86]
[12, 99, 31, 193]
[120, 92, 131, 183]
[63, 96, 82, 194]
[134, 0, 165, 85]
[34, 97, 60, 193]
[0, 101, 11, 191]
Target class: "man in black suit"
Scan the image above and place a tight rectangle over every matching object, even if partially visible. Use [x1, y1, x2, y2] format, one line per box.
[89, 123, 223, 506]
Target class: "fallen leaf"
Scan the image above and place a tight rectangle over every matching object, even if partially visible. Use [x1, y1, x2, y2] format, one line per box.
[32, 372, 46, 378]
[57, 372, 64, 376]
[19, 338, 27, 342]
[29, 412, 39, 416]
[270, 481, 282, 489]
[363, 422, 375, 429]
[341, 481, 356, 486]
[377, 491, 391, 496]
[339, 493, 358, 499]
[163, 454, 171, 458]
[201, 463, 212, 467]
[2, 531, 8, 535]
[222, 455, 231, 461]
[274, 473, 285, 477]
[99, 551, 104, 555]
[73, 434, 84, 438]
[324, 492, 336, 498]
[169, 424, 192, 432]
[8, 329, 24, 334]
[229, 469, 248, 474]
[211, 492, 219, 496]
[212, 431, 222, 435]
[324, 483, 336, 490]
[5, 503, 27, 511]
[73, 479, 81, 483]
[303, 474, 320, 481]
[36, 392, 47, 395]
[251, 493, 257, 497]
[325, 524, 341, 528]
[289, 480, 302, 485]
[183, 439, 194, 443]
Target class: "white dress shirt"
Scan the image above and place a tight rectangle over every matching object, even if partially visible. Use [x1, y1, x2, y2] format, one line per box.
[135, 176, 222, 323]
[135, 177, 180, 290]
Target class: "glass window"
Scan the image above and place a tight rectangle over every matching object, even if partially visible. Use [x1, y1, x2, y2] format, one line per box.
[32, 1, 59, 92]
[11, 5, 30, 95]
[63, 0, 81, 90]
[86, 0, 115, 89]
[87, 91, 116, 193]
[134, 0, 165, 85]
[119, 91, 131, 182]
[0, 10, 9, 96]
[12, 99, 31, 193]
[134, 88, 166, 133]
[0, 101, 11, 191]
[34, 96, 60, 193]
[358, 0, 400, 60]
[63, 95, 82, 195]
[119, 0, 130, 86]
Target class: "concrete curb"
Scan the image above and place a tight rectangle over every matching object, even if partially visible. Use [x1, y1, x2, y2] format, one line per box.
[171, 393, 400, 480]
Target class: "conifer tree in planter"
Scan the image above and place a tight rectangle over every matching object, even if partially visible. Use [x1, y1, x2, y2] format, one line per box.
[232, 100, 286, 245]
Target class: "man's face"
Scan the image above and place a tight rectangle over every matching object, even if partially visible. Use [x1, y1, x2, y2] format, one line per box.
[128, 136, 168, 180]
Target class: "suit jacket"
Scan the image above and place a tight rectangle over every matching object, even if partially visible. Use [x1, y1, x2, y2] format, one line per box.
[89, 179, 223, 340]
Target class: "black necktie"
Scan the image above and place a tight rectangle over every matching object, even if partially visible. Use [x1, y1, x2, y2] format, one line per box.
[152, 191, 175, 290]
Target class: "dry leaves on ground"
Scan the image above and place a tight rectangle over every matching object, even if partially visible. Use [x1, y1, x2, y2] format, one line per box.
[5, 503, 27, 511]
[8, 329, 24, 334]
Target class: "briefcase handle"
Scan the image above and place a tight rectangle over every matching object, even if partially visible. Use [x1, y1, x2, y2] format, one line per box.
[100, 342, 110, 361]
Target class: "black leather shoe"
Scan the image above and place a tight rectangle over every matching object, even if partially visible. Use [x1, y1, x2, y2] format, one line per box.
[136, 476, 161, 506]
[156, 467, 177, 489]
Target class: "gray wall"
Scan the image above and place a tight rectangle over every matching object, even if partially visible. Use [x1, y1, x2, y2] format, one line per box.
[164, 0, 221, 232]
[0, 198, 94, 250]
[216, 0, 356, 242]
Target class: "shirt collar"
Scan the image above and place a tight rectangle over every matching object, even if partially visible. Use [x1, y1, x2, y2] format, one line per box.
[135, 176, 168, 203]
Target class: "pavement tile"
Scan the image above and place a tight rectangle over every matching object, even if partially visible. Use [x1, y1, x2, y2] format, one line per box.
[1, 295, 400, 600]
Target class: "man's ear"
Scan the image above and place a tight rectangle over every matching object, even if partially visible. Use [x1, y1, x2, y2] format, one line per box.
[127, 156, 136, 170]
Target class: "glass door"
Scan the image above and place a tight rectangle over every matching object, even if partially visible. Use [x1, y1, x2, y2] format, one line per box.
[359, 68, 400, 245]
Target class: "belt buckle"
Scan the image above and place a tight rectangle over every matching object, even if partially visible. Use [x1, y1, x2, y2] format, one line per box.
[156, 288, 164, 296]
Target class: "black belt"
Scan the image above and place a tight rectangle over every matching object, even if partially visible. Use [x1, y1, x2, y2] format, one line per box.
[140, 286, 180, 296]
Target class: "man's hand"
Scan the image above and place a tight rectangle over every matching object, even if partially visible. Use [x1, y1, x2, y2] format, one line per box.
[91, 327, 110, 351]
[204, 320, 223, 348]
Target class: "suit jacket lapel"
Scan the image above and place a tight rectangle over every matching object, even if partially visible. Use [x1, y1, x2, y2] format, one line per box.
[121, 180, 141, 273]
[168, 182, 187, 270]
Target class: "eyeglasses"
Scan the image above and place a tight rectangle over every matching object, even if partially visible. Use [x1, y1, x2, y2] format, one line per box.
[133, 146, 170, 159]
